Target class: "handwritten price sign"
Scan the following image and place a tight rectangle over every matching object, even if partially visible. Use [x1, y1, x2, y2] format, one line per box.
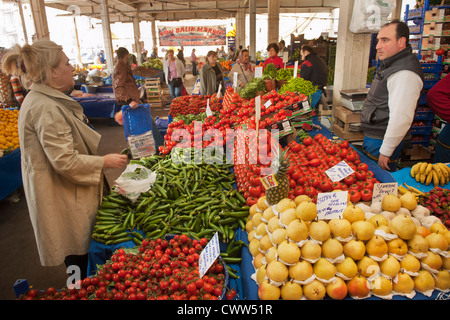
[316, 191, 349, 220]
[325, 161, 355, 182]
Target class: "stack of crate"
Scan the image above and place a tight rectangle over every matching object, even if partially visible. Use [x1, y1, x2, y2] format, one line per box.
[145, 78, 162, 107]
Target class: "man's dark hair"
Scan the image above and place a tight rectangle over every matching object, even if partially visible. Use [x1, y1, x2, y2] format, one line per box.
[301, 45, 314, 54]
[116, 47, 129, 60]
[267, 43, 279, 53]
[382, 20, 410, 46]
[241, 49, 249, 54]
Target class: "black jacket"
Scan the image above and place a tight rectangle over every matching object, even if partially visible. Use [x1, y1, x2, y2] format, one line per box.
[299, 52, 328, 90]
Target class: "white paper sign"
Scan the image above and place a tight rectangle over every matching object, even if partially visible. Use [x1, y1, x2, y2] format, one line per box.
[317, 191, 349, 220]
[254, 66, 263, 78]
[233, 72, 238, 90]
[371, 182, 398, 205]
[217, 84, 222, 98]
[127, 131, 156, 159]
[255, 95, 261, 121]
[264, 99, 272, 109]
[198, 232, 221, 278]
[282, 51, 289, 63]
[293, 61, 299, 78]
[206, 98, 212, 117]
[325, 161, 355, 182]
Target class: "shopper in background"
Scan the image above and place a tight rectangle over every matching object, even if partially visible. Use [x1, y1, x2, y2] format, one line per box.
[113, 47, 140, 109]
[234, 45, 243, 62]
[140, 49, 148, 64]
[113, 47, 164, 147]
[177, 46, 186, 68]
[264, 43, 284, 70]
[229, 49, 254, 89]
[150, 47, 158, 59]
[227, 47, 235, 61]
[360, 20, 424, 172]
[191, 48, 198, 76]
[278, 40, 289, 58]
[299, 45, 328, 91]
[163, 49, 185, 100]
[200, 50, 225, 96]
[427, 73, 450, 163]
[1, 40, 127, 277]
[98, 50, 106, 64]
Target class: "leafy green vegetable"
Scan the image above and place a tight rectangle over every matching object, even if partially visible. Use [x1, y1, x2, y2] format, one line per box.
[262, 63, 277, 80]
[238, 78, 266, 99]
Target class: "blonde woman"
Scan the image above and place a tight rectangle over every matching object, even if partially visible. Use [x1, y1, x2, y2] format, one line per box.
[2, 41, 127, 278]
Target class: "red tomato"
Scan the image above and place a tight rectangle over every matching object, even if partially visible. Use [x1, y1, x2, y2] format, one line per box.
[361, 189, 373, 202]
[357, 163, 369, 171]
[246, 196, 258, 206]
[349, 190, 361, 203]
[355, 170, 367, 181]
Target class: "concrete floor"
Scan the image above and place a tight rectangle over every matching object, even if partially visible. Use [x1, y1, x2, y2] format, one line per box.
[0, 75, 196, 300]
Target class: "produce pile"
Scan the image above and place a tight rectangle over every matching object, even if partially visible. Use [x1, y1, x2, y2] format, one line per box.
[278, 76, 318, 97]
[220, 60, 233, 71]
[142, 59, 164, 70]
[247, 193, 450, 300]
[418, 187, 450, 228]
[410, 162, 450, 187]
[92, 151, 249, 245]
[0, 108, 19, 155]
[18, 235, 236, 300]
[132, 66, 163, 78]
[234, 133, 379, 207]
[169, 94, 222, 117]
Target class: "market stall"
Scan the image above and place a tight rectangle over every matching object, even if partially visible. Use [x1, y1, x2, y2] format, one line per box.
[16, 85, 450, 302]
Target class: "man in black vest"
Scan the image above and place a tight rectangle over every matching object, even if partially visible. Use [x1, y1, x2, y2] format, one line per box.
[361, 20, 424, 171]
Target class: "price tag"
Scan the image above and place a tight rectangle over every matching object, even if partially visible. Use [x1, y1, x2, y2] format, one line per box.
[270, 119, 294, 138]
[282, 51, 289, 63]
[127, 131, 156, 159]
[302, 99, 311, 112]
[206, 98, 212, 117]
[264, 99, 272, 109]
[198, 232, 221, 279]
[293, 61, 299, 78]
[371, 182, 398, 205]
[325, 161, 355, 182]
[254, 66, 263, 78]
[233, 72, 238, 90]
[317, 191, 349, 220]
[260, 174, 278, 190]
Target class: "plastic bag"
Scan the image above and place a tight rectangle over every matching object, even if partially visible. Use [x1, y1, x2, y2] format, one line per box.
[114, 164, 157, 202]
[349, 0, 396, 33]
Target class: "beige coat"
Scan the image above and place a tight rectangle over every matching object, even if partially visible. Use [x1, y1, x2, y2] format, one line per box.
[19, 84, 105, 266]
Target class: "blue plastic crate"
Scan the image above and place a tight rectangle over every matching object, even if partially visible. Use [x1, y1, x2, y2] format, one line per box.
[121, 104, 154, 139]
[422, 63, 442, 74]
[411, 125, 432, 135]
[424, 79, 440, 89]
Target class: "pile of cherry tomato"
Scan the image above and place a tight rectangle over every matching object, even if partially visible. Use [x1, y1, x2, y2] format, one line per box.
[18, 235, 236, 300]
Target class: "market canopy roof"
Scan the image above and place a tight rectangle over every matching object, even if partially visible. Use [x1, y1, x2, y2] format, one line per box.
[12, 0, 340, 23]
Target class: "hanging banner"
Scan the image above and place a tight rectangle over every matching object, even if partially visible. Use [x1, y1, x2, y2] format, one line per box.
[158, 25, 227, 47]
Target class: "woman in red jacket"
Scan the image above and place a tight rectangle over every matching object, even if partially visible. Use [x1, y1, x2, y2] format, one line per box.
[263, 43, 284, 70]
[427, 73, 450, 163]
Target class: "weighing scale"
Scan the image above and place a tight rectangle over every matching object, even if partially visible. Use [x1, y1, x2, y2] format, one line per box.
[340, 88, 369, 111]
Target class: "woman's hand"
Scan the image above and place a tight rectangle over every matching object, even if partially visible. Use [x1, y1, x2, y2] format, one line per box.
[129, 100, 139, 109]
[103, 154, 127, 168]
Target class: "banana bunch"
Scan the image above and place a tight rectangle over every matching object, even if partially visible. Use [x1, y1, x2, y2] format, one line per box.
[410, 162, 450, 187]
[398, 183, 424, 197]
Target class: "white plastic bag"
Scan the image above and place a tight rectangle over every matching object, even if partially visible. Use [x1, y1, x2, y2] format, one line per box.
[114, 164, 157, 202]
[350, 0, 397, 33]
